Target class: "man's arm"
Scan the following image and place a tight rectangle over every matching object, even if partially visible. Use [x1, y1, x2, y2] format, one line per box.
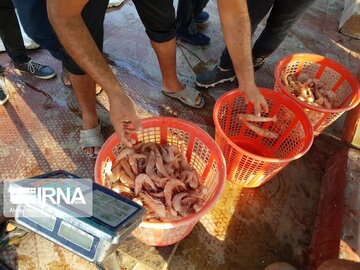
[217, 0, 268, 115]
[47, 0, 140, 146]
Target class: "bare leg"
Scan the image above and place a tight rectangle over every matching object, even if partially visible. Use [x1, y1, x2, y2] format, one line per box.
[68, 73, 100, 156]
[150, 38, 183, 93]
[150, 38, 201, 105]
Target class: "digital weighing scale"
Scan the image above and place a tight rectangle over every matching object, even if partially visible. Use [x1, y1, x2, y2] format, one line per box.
[11, 170, 145, 265]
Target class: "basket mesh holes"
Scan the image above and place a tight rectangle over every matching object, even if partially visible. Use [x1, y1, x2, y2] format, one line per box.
[167, 127, 190, 150]
[234, 156, 264, 184]
[190, 138, 211, 176]
[318, 112, 343, 133]
[137, 127, 161, 144]
[299, 62, 321, 78]
[204, 160, 219, 200]
[304, 109, 321, 126]
[261, 105, 294, 150]
[227, 97, 248, 137]
[319, 67, 341, 91]
[273, 122, 304, 158]
[112, 143, 125, 159]
[218, 102, 229, 131]
[335, 80, 353, 108]
[285, 61, 300, 76]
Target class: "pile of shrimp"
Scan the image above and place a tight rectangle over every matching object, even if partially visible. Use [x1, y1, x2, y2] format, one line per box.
[105, 142, 207, 222]
[281, 72, 338, 109]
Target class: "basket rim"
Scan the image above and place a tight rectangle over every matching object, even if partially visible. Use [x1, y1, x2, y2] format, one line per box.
[94, 116, 227, 230]
[274, 53, 360, 113]
[213, 88, 314, 163]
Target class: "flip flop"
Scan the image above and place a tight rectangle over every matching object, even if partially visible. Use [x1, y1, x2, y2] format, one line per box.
[79, 123, 104, 159]
[162, 86, 205, 108]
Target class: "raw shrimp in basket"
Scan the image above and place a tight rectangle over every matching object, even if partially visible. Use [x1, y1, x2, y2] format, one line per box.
[105, 142, 208, 222]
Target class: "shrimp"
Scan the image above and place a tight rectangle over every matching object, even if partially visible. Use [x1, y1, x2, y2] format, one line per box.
[191, 187, 208, 198]
[240, 119, 278, 139]
[155, 147, 169, 177]
[119, 158, 135, 179]
[141, 142, 156, 153]
[128, 153, 147, 175]
[172, 192, 190, 217]
[145, 151, 169, 188]
[139, 192, 166, 218]
[134, 174, 157, 196]
[137, 157, 147, 174]
[132, 142, 144, 151]
[180, 144, 192, 171]
[182, 197, 197, 208]
[159, 145, 175, 163]
[133, 197, 143, 206]
[117, 147, 135, 161]
[193, 200, 205, 212]
[164, 179, 186, 207]
[119, 171, 135, 188]
[112, 182, 133, 195]
[150, 191, 165, 198]
[164, 163, 175, 177]
[180, 170, 198, 189]
[237, 114, 277, 123]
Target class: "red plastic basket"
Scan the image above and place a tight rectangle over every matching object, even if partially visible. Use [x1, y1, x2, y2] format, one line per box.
[94, 117, 226, 246]
[213, 88, 314, 187]
[274, 53, 360, 135]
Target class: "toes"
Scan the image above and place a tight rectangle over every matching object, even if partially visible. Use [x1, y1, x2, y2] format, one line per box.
[84, 147, 95, 157]
[196, 94, 202, 106]
[94, 147, 101, 156]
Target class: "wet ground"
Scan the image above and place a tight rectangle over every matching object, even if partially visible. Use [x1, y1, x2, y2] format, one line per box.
[0, 0, 359, 269]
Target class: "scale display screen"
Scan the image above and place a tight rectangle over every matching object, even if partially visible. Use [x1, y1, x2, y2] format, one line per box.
[92, 189, 138, 227]
[59, 221, 94, 251]
[23, 206, 56, 231]
[14, 170, 145, 263]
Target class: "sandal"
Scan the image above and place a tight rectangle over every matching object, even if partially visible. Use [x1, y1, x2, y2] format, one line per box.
[162, 86, 205, 108]
[79, 123, 104, 159]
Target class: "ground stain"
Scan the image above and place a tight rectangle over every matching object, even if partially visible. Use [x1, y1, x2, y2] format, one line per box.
[17, 254, 36, 269]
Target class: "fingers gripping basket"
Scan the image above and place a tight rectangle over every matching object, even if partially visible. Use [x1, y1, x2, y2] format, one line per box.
[213, 88, 314, 188]
[275, 53, 360, 135]
[94, 117, 226, 246]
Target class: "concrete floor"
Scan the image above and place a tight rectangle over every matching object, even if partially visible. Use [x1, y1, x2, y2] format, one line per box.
[0, 0, 359, 269]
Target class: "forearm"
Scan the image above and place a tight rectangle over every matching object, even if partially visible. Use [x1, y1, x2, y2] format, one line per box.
[217, 0, 255, 88]
[47, 1, 125, 97]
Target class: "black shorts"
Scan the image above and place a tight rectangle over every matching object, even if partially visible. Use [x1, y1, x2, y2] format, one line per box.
[132, 0, 176, 43]
[62, 0, 109, 75]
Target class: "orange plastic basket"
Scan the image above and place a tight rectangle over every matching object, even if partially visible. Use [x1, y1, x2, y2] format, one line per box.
[213, 88, 314, 187]
[94, 117, 226, 246]
[274, 53, 360, 135]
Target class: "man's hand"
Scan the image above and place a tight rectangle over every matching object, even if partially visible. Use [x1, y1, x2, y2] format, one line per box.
[109, 92, 142, 147]
[241, 84, 269, 116]
[217, 0, 268, 115]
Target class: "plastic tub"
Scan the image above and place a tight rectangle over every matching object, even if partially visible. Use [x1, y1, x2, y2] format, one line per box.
[94, 117, 226, 246]
[213, 88, 313, 187]
[274, 53, 360, 135]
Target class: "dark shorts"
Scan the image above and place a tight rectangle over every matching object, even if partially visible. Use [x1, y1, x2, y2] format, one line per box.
[13, 0, 108, 75]
[132, 0, 176, 43]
